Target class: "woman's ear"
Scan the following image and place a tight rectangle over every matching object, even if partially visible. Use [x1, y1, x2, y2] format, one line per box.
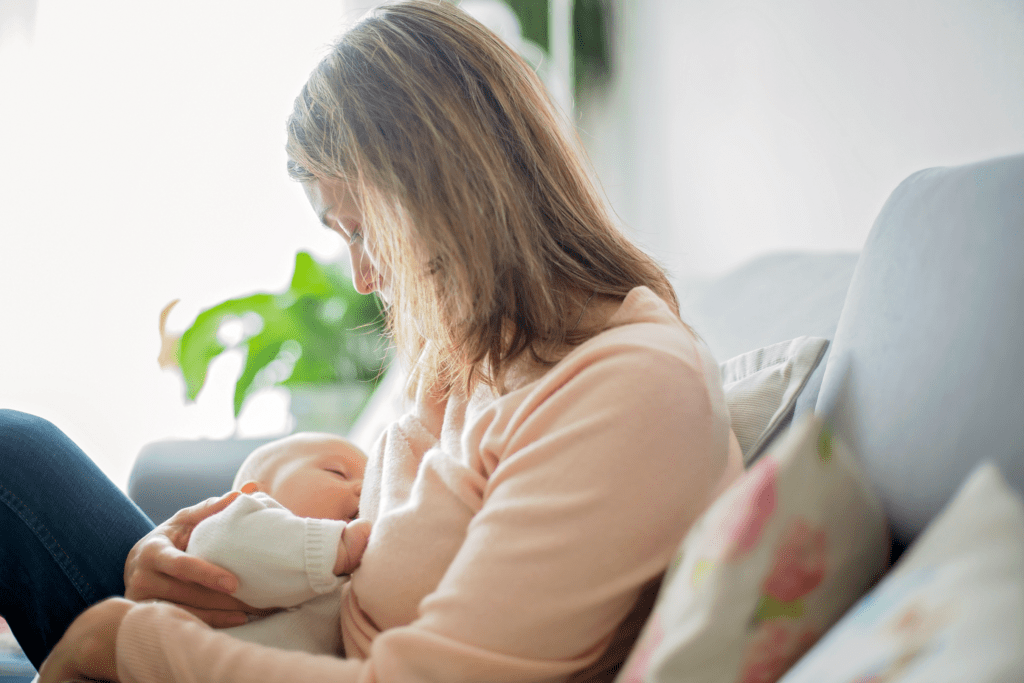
[239, 481, 261, 494]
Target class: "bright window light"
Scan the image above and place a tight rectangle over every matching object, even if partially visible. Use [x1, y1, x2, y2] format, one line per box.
[0, 1, 365, 490]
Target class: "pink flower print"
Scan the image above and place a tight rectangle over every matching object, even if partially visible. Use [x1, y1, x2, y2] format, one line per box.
[738, 622, 787, 683]
[737, 621, 820, 683]
[762, 519, 827, 602]
[622, 612, 664, 683]
[720, 457, 778, 561]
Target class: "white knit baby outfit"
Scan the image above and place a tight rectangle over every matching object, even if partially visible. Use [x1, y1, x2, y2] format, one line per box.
[186, 492, 351, 655]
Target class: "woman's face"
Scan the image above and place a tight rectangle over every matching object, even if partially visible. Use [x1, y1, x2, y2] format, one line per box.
[304, 179, 390, 302]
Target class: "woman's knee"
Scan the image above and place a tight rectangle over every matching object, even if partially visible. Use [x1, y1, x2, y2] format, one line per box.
[1, 408, 67, 442]
[1, 409, 61, 437]
[0, 410, 78, 467]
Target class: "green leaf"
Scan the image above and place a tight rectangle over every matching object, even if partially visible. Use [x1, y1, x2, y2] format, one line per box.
[230, 303, 313, 416]
[177, 293, 277, 401]
[284, 354, 341, 387]
[234, 337, 286, 417]
[176, 251, 391, 416]
[505, 0, 549, 52]
[574, 0, 610, 85]
[289, 251, 335, 298]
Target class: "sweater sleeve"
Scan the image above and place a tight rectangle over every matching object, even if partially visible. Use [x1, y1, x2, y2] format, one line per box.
[116, 603, 365, 683]
[360, 342, 739, 682]
[116, 334, 741, 683]
[186, 493, 348, 608]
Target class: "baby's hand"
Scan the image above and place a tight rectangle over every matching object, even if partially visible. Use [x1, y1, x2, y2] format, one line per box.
[334, 519, 372, 576]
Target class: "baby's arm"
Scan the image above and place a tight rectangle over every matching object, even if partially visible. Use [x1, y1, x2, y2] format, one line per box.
[187, 493, 355, 609]
[236, 481, 371, 576]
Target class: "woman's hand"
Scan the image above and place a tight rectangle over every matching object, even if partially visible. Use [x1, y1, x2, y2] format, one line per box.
[36, 597, 133, 683]
[124, 492, 257, 628]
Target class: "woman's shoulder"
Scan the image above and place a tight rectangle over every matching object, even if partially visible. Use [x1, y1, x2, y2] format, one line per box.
[488, 287, 715, 406]
[581, 286, 705, 363]
[510, 286, 718, 403]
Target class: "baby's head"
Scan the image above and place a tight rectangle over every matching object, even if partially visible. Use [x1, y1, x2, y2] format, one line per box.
[233, 433, 367, 521]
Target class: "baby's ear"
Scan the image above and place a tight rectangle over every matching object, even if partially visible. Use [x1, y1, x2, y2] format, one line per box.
[239, 481, 260, 494]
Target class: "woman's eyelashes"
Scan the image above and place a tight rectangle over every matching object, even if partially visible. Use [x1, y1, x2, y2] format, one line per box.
[326, 216, 361, 246]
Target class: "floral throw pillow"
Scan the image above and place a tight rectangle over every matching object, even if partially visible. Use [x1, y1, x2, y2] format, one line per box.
[777, 462, 1024, 683]
[616, 410, 889, 683]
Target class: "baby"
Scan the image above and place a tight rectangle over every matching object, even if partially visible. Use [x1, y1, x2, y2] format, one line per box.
[186, 433, 371, 656]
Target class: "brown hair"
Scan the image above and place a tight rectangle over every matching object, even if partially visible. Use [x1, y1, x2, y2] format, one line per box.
[286, 0, 680, 396]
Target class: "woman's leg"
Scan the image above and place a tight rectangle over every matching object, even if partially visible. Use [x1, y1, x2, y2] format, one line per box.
[0, 409, 154, 669]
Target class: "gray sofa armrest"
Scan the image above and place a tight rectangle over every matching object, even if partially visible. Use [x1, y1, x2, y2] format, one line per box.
[127, 438, 273, 525]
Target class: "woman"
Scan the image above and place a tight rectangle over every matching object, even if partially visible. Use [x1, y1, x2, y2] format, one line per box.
[2, 2, 743, 681]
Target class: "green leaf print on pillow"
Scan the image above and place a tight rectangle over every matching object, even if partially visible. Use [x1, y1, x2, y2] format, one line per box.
[817, 425, 834, 463]
[750, 518, 828, 624]
[753, 595, 805, 622]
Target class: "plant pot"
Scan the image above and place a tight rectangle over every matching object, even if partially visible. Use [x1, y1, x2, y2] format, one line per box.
[288, 383, 372, 435]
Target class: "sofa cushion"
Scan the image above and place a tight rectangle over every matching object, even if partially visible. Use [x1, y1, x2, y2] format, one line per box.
[816, 153, 1024, 544]
[777, 462, 1024, 683]
[719, 337, 828, 465]
[615, 398, 888, 683]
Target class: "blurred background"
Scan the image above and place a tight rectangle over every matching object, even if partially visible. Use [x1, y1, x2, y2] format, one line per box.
[1, 0, 1022, 491]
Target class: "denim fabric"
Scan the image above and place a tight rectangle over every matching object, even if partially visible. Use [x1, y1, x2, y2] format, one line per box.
[0, 410, 154, 669]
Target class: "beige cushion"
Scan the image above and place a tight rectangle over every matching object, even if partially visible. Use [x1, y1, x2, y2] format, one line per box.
[616, 406, 888, 683]
[778, 462, 1024, 682]
[720, 337, 829, 466]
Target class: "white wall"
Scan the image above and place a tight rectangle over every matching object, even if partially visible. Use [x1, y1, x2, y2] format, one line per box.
[0, 1, 366, 488]
[579, 0, 1024, 280]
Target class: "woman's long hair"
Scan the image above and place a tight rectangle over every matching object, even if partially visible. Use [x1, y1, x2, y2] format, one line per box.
[286, 0, 681, 396]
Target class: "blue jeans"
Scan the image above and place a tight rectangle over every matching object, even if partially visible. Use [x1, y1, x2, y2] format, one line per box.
[0, 410, 154, 670]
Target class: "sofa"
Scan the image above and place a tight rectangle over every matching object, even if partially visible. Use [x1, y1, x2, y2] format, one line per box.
[125, 152, 1024, 681]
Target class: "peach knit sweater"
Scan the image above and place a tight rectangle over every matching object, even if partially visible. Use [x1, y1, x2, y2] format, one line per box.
[116, 287, 743, 683]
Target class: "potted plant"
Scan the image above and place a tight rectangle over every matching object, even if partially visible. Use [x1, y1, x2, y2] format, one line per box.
[162, 251, 392, 434]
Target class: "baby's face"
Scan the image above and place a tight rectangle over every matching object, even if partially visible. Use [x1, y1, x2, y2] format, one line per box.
[236, 435, 366, 521]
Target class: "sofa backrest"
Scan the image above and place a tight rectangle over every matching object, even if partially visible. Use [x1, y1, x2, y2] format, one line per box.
[678, 251, 859, 363]
[816, 153, 1024, 545]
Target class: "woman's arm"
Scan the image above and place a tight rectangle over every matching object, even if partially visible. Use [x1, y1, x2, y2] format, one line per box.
[110, 338, 740, 683]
